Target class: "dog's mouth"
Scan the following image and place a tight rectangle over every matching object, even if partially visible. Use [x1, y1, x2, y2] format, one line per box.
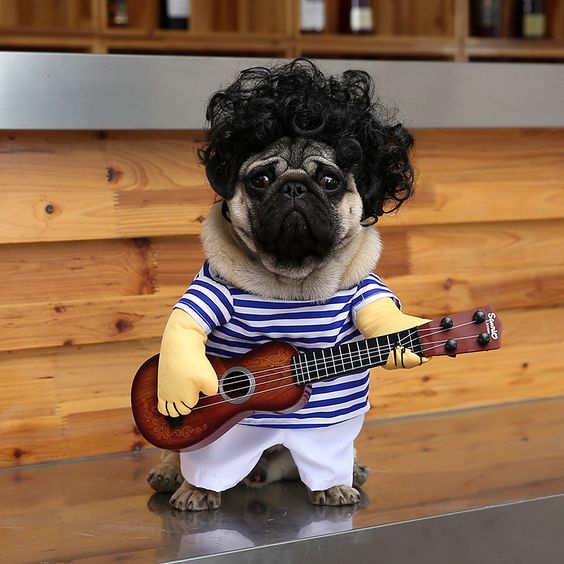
[282, 207, 309, 231]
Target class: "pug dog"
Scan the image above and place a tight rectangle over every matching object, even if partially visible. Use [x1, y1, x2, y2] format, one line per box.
[147, 58, 430, 511]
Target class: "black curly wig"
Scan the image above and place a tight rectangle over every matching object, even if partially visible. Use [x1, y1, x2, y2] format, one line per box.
[198, 58, 414, 220]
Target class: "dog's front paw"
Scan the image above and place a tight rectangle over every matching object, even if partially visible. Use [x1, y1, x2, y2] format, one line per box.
[352, 462, 370, 489]
[170, 481, 221, 511]
[147, 461, 184, 494]
[308, 485, 360, 506]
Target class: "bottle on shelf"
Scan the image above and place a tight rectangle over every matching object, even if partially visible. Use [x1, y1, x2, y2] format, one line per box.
[471, 0, 501, 37]
[339, 0, 374, 35]
[301, 0, 326, 33]
[516, 0, 546, 39]
[160, 0, 191, 30]
[108, 0, 128, 28]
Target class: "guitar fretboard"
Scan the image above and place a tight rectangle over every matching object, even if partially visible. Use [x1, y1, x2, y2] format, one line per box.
[291, 327, 422, 385]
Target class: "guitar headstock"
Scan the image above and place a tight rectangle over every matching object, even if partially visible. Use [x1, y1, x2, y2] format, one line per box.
[417, 305, 503, 358]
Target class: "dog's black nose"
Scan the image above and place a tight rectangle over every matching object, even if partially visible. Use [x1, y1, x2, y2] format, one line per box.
[280, 182, 307, 198]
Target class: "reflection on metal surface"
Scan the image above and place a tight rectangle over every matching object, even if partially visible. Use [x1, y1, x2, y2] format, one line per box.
[1, 398, 564, 562]
[147, 482, 368, 561]
[180, 494, 564, 564]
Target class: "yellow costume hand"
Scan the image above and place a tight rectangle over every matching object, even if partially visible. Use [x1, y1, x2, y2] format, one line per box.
[157, 309, 219, 417]
[384, 345, 429, 370]
[355, 297, 431, 371]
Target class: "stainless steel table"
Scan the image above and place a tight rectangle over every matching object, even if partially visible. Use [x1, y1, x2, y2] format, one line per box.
[2, 398, 564, 563]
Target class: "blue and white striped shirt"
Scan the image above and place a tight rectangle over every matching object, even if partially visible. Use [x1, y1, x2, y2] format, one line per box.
[174, 261, 399, 428]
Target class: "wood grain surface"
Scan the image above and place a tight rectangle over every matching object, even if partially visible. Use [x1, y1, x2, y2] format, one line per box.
[1, 128, 563, 467]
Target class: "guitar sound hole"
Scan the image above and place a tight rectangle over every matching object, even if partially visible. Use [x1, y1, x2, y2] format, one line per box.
[219, 367, 256, 405]
[223, 371, 249, 398]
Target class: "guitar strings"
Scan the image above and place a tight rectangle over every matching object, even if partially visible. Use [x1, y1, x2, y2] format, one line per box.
[160, 319, 489, 416]
[219, 332, 485, 395]
[187, 333, 487, 412]
[186, 323, 484, 407]
[189, 334, 484, 412]
[218, 319, 479, 381]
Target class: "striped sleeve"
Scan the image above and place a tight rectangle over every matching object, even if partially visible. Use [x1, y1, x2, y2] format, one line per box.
[173, 262, 234, 334]
[351, 272, 401, 322]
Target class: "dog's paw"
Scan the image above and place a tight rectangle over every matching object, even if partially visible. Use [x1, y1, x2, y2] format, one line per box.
[170, 481, 221, 511]
[308, 485, 360, 506]
[243, 445, 299, 488]
[243, 464, 269, 488]
[146, 462, 184, 494]
[352, 462, 370, 489]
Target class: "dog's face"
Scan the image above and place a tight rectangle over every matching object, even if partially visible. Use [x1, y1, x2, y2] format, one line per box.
[226, 137, 364, 278]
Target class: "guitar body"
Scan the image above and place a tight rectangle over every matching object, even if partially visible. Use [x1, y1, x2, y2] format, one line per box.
[131, 341, 310, 452]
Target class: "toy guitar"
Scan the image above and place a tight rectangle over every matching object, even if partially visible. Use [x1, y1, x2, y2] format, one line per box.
[131, 305, 502, 452]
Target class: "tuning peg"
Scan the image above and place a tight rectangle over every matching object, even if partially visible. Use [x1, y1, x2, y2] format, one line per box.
[473, 310, 486, 324]
[478, 332, 490, 346]
[445, 339, 458, 354]
[440, 317, 453, 329]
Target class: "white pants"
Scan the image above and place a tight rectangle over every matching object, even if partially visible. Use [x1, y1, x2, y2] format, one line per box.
[180, 415, 365, 492]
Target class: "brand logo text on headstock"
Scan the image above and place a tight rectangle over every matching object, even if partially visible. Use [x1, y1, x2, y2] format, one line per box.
[486, 312, 498, 340]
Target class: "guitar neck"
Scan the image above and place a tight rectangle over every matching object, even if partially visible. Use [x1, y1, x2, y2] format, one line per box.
[291, 305, 503, 386]
[292, 327, 422, 385]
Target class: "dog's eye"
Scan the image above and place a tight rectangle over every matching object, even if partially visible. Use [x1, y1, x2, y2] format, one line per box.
[319, 175, 339, 190]
[250, 174, 271, 189]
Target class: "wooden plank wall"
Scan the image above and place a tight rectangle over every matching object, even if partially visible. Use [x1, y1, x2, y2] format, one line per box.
[1, 129, 563, 467]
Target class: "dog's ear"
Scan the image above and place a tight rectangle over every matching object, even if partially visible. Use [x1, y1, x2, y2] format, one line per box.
[204, 154, 238, 200]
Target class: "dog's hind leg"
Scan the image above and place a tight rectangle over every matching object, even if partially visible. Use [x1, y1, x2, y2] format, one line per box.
[243, 445, 370, 490]
[147, 450, 184, 494]
[243, 445, 299, 488]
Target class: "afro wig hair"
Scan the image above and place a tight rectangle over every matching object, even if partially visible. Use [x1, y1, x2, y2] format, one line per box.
[198, 58, 414, 220]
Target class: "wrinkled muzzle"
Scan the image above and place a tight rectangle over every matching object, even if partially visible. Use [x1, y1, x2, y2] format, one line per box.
[254, 182, 335, 264]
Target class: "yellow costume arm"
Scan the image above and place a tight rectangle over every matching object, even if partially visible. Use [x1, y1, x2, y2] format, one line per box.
[355, 297, 431, 370]
[157, 308, 219, 417]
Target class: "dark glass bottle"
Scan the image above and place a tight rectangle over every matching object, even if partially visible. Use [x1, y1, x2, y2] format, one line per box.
[471, 0, 501, 37]
[108, 0, 128, 28]
[339, 0, 374, 34]
[160, 0, 191, 30]
[516, 0, 546, 39]
[301, 0, 326, 33]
